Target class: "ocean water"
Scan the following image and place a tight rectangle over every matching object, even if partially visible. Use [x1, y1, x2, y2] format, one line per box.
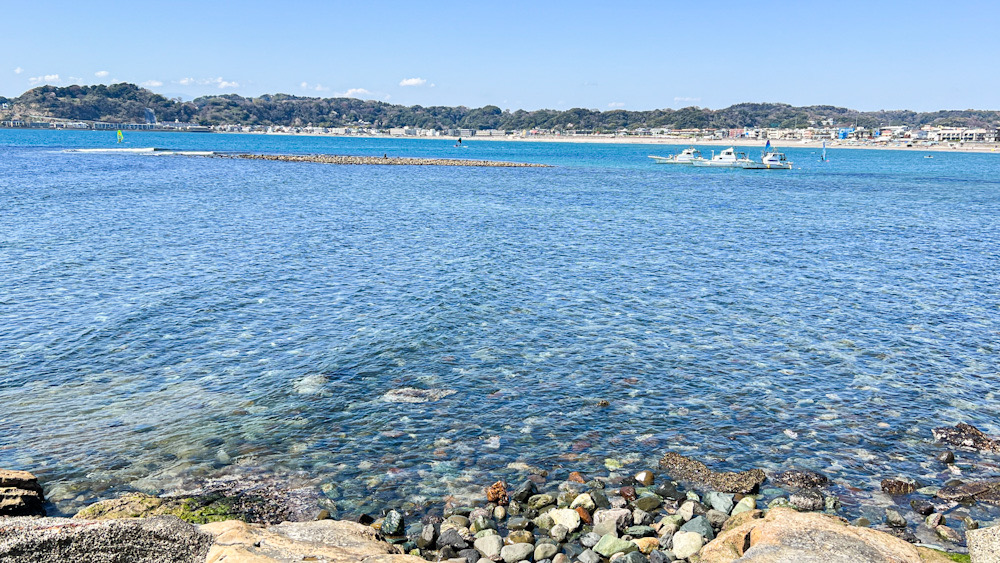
[2, 130, 999, 520]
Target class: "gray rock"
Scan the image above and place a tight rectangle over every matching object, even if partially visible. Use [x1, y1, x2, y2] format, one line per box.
[508, 517, 533, 530]
[471, 515, 496, 534]
[648, 549, 671, 563]
[513, 480, 538, 503]
[925, 512, 943, 527]
[677, 500, 706, 522]
[679, 515, 715, 541]
[0, 516, 212, 563]
[439, 527, 470, 549]
[459, 548, 483, 563]
[703, 492, 735, 515]
[417, 523, 437, 549]
[590, 488, 611, 509]
[937, 451, 955, 464]
[789, 489, 825, 511]
[705, 509, 729, 529]
[534, 542, 559, 561]
[653, 483, 684, 502]
[547, 508, 580, 532]
[552, 554, 570, 563]
[885, 509, 907, 528]
[501, 542, 535, 563]
[578, 548, 601, 563]
[936, 525, 962, 543]
[580, 532, 602, 548]
[670, 531, 704, 560]
[528, 494, 556, 510]
[474, 535, 504, 560]
[632, 508, 652, 526]
[619, 551, 649, 563]
[880, 478, 919, 495]
[549, 523, 568, 543]
[593, 508, 632, 535]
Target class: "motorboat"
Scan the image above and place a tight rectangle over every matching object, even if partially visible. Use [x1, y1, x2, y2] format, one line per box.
[691, 147, 752, 167]
[741, 151, 793, 170]
[648, 147, 704, 164]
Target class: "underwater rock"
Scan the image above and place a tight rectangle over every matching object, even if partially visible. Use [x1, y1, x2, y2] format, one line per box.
[932, 423, 1000, 453]
[381, 387, 457, 403]
[657, 452, 765, 494]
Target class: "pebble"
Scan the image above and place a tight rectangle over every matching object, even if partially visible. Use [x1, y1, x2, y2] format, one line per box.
[789, 489, 824, 511]
[535, 543, 559, 560]
[935, 525, 962, 543]
[508, 530, 535, 544]
[579, 532, 602, 548]
[500, 542, 535, 563]
[593, 534, 638, 557]
[549, 523, 568, 543]
[570, 493, 596, 512]
[552, 554, 570, 563]
[578, 549, 601, 563]
[937, 451, 956, 464]
[474, 535, 504, 559]
[703, 492, 735, 514]
[632, 508, 652, 526]
[634, 496, 662, 513]
[679, 515, 715, 541]
[634, 471, 655, 486]
[548, 508, 581, 532]
[670, 531, 704, 560]
[925, 513, 944, 527]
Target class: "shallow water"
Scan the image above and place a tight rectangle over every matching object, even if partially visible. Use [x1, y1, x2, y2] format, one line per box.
[2, 130, 999, 519]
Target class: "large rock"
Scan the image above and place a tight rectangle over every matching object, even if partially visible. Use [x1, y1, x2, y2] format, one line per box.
[671, 531, 704, 560]
[698, 506, 951, 562]
[657, 452, 765, 494]
[0, 469, 46, 517]
[592, 534, 638, 557]
[201, 519, 425, 563]
[771, 469, 829, 490]
[968, 524, 1000, 563]
[0, 515, 212, 562]
[593, 508, 632, 536]
[936, 480, 1000, 504]
[932, 423, 1000, 453]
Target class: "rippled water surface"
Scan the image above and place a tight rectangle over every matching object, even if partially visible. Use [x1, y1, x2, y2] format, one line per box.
[2, 130, 999, 518]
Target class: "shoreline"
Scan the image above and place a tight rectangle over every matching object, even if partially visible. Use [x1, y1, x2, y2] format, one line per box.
[6, 423, 998, 561]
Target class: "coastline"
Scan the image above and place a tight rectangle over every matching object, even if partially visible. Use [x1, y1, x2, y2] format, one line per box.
[216, 129, 1000, 154]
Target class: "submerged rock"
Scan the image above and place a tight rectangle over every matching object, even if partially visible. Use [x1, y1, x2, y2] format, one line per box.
[880, 478, 918, 495]
[381, 387, 457, 403]
[936, 479, 1000, 504]
[657, 452, 765, 494]
[932, 423, 1000, 453]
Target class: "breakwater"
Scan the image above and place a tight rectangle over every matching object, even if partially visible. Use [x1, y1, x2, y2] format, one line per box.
[217, 153, 549, 167]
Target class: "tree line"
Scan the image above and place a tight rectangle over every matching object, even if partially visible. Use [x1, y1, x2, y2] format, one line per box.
[6, 83, 1000, 131]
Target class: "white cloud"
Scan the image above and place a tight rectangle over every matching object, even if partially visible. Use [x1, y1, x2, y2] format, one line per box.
[300, 81, 329, 92]
[674, 96, 701, 103]
[28, 74, 60, 85]
[175, 77, 238, 88]
[14, 67, 23, 74]
[339, 88, 372, 99]
[179, 77, 195, 85]
[214, 77, 239, 89]
[399, 77, 427, 87]
[608, 102, 625, 108]
[95, 70, 109, 78]
[141, 80, 163, 88]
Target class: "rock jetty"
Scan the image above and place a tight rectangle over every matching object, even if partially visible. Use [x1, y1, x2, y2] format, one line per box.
[0, 470, 46, 517]
[219, 153, 549, 167]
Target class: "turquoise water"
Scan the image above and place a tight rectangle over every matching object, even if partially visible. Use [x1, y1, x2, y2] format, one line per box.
[2, 129, 999, 520]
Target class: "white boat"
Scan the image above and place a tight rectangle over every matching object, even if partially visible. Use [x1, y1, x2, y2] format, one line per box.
[741, 151, 793, 170]
[648, 147, 704, 164]
[691, 147, 752, 167]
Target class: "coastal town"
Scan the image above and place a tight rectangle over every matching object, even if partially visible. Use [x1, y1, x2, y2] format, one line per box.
[2, 110, 998, 151]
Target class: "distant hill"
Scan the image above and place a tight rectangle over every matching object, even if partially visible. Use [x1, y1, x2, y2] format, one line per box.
[5, 83, 1000, 131]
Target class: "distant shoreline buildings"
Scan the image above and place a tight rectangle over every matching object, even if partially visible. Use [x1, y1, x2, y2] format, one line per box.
[2, 117, 997, 146]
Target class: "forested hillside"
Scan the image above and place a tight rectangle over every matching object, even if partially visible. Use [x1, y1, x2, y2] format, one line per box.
[7, 83, 1000, 131]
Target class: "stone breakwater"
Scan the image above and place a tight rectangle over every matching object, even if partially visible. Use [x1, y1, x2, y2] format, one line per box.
[217, 153, 550, 167]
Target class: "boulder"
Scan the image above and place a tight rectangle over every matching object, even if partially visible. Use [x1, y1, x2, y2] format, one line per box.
[789, 489, 825, 511]
[201, 519, 424, 563]
[932, 423, 1000, 453]
[548, 508, 581, 532]
[474, 534, 504, 560]
[698, 506, 941, 562]
[657, 452, 765, 494]
[0, 469, 46, 517]
[0, 515, 211, 563]
[670, 531, 704, 560]
[968, 524, 1000, 563]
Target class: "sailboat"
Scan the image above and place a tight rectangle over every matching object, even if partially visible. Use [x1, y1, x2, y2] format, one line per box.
[116, 130, 124, 144]
[820, 141, 829, 162]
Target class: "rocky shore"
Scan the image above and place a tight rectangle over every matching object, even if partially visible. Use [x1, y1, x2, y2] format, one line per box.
[217, 153, 550, 167]
[5, 423, 1000, 562]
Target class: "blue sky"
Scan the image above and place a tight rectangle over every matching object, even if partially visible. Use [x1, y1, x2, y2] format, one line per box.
[4, 0, 997, 112]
